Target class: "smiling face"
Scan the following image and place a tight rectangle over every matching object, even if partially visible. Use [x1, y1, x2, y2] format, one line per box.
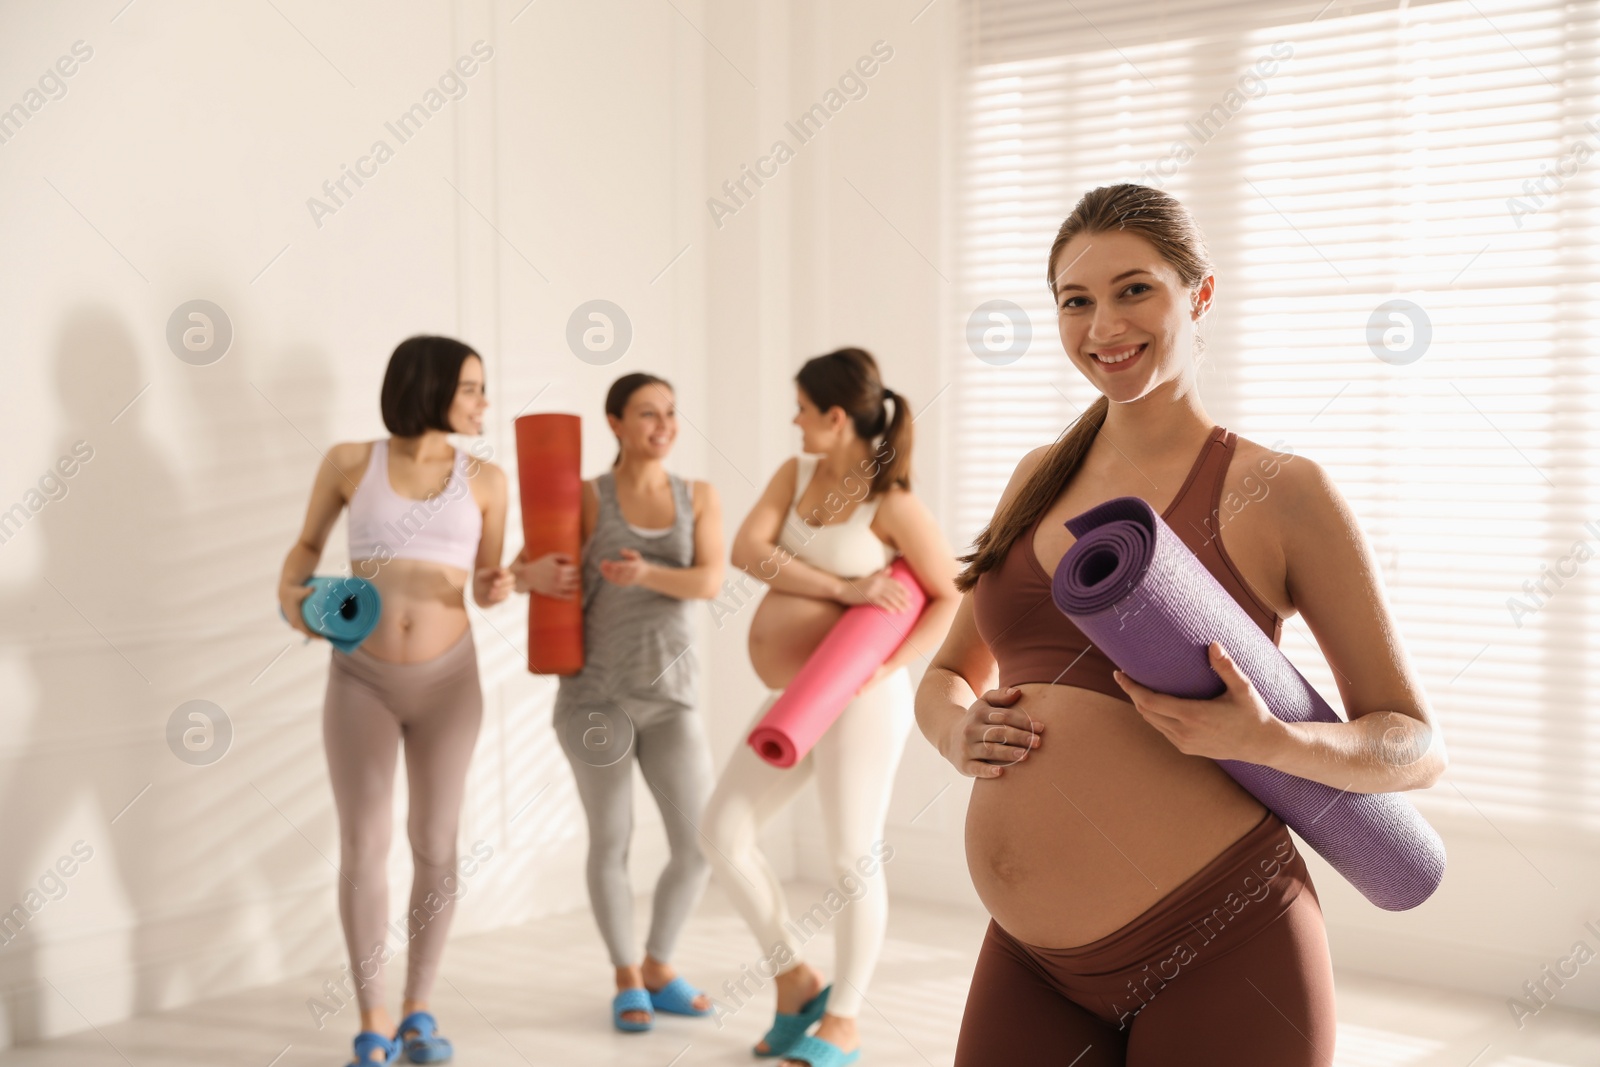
[1050, 228, 1214, 402]
[608, 382, 677, 460]
[792, 387, 849, 453]
[447, 354, 488, 435]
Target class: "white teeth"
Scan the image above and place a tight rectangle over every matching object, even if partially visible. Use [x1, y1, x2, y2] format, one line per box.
[1095, 344, 1144, 364]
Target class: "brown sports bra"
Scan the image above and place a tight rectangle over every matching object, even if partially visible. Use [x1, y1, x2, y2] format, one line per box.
[972, 425, 1284, 702]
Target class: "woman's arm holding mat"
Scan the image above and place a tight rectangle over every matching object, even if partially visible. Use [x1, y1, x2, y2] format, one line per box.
[731, 458, 881, 602]
[864, 487, 960, 679]
[471, 461, 513, 607]
[1115, 455, 1447, 793]
[1273, 456, 1446, 790]
[277, 442, 365, 637]
[508, 477, 585, 598]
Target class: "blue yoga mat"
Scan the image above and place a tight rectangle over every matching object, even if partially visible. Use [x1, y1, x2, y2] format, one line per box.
[294, 576, 382, 654]
[1049, 495, 1445, 911]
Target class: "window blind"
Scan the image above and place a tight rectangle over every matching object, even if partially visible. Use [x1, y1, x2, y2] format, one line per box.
[955, 0, 1600, 830]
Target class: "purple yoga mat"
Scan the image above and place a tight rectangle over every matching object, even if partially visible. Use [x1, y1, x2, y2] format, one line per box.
[1049, 496, 1445, 911]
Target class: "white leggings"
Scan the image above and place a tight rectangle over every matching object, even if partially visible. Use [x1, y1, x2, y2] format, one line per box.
[702, 667, 915, 1019]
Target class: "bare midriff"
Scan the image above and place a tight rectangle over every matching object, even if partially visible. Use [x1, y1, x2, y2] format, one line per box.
[348, 557, 471, 663]
[965, 680, 1268, 949]
[748, 591, 844, 689]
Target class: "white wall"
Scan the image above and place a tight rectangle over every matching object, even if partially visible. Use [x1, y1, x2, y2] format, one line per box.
[0, 0, 718, 1046]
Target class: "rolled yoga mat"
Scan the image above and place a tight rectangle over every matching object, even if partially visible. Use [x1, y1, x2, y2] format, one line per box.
[748, 556, 928, 768]
[298, 576, 381, 654]
[1049, 495, 1445, 912]
[514, 413, 584, 675]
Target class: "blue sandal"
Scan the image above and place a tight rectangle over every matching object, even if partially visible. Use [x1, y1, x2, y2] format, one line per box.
[394, 1011, 452, 1064]
[648, 975, 712, 1017]
[613, 987, 655, 1032]
[346, 1030, 400, 1067]
[754, 984, 831, 1058]
[781, 1034, 861, 1067]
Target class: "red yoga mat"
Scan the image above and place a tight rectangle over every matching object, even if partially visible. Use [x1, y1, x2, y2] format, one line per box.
[514, 413, 584, 675]
[748, 556, 928, 767]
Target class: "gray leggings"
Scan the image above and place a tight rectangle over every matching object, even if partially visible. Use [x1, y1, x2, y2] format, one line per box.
[553, 697, 713, 967]
[323, 628, 483, 1011]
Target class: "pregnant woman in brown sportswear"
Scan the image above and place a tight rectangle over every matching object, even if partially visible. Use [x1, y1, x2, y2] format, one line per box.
[916, 184, 1447, 1066]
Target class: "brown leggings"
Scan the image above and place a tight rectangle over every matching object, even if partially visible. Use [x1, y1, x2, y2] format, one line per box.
[323, 627, 483, 1011]
[955, 810, 1337, 1066]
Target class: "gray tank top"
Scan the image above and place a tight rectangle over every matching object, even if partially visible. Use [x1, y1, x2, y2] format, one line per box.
[556, 469, 698, 707]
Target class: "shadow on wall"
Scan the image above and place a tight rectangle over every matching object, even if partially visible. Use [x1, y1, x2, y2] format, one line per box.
[222, 337, 355, 988]
[0, 305, 187, 1042]
[153, 322, 350, 1002]
[0, 306, 351, 1047]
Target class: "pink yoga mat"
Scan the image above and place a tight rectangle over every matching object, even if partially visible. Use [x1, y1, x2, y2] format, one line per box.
[748, 557, 928, 768]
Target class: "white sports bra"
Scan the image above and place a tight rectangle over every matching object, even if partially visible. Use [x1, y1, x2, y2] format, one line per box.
[776, 453, 893, 579]
[347, 439, 482, 573]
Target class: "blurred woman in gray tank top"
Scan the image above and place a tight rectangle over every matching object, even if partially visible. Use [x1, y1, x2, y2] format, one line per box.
[511, 373, 725, 1031]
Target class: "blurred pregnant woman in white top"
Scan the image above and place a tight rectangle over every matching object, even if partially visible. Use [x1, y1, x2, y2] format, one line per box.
[701, 347, 960, 1067]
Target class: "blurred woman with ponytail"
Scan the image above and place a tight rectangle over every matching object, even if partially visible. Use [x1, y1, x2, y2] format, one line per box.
[702, 348, 960, 1067]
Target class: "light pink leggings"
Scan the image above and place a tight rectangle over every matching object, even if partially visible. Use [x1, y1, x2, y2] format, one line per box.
[322, 627, 483, 1011]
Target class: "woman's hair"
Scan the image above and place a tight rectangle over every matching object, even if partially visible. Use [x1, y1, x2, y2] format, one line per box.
[604, 371, 673, 467]
[953, 183, 1213, 593]
[795, 347, 912, 498]
[380, 335, 480, 436]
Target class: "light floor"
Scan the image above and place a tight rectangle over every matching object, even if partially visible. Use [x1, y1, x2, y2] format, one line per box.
[2, 886, 1598, 1066]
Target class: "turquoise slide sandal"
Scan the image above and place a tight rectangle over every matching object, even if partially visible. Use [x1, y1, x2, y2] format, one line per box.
[394, 1010, 452, 1063]
[613, 987, 655, 1032]
[345, 1030, 399, 1067]
[649, 975, 712, 1017]
[781, 1034, 861, 1067]
[754, 983, 831, 1058]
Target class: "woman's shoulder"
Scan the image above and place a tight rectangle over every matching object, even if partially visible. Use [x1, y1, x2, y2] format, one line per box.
[457, 454, 504, 512]
[1228, 432, 1341, 538]
[987, 445, 1052, 516]
[328, 438, 377, 459]
[1016, 443, 1052, 477]
[869, 480, 931, 525]
[684, 475, 718, 501]
[767, 454, 803, 493]
[580, 476, 608, 513]
[1229, 433, 1323, 500]
[327, 440, 377, 479]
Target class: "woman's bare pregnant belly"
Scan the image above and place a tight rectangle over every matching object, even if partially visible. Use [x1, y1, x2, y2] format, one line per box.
[353, 558, 471, 663]
[966, 681, 1269, 948]
[747, 589, 846, 689]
